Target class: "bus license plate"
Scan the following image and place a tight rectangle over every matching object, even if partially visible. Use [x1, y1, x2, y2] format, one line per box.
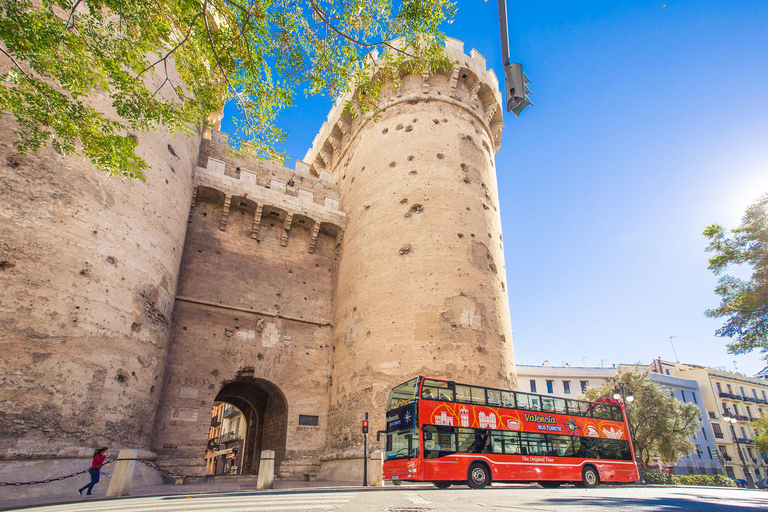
[391, 476, 399, 480]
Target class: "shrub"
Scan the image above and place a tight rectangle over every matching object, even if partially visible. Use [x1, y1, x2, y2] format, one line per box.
[644, 472, 676, 485]
[643, 472, 735, 487]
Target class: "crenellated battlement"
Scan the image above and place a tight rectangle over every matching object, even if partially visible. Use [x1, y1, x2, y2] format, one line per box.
[304, 37, 505, 177]
[191, 132, 345, 254]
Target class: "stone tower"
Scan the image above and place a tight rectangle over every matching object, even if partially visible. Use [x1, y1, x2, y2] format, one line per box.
[0, 92, 202, 495]
[304, 38, 516, 465]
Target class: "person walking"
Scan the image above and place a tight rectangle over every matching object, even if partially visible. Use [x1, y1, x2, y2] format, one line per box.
[78, 447, 108, 496]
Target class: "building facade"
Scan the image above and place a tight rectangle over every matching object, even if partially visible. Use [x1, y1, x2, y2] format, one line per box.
[1, 37, 516, 496]
[664, 362, 768, 486]
[516, 362, 723, 476]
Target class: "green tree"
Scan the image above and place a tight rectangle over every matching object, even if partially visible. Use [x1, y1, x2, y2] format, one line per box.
[755, 414, 768, 457]
[585, 369, 700, 471]
[703, 194, 768, 357]
[0, 0, 455, 180]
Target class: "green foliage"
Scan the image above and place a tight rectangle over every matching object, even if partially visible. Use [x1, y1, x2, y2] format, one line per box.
[585, 369, 700, 471]
[755, 414, 768, 456]
[644, 472, 736, 487]
[0, 0, 456, 179]
[704, 194, 768, 357]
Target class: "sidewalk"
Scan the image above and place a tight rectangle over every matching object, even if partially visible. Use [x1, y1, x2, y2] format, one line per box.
[0, 479, 430, 511]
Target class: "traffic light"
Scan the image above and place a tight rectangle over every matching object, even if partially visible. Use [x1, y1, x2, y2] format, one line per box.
[504, 62, 532, 117]
[362, 419, 369, 434]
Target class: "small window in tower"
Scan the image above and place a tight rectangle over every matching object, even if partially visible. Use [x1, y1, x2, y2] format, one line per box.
[299, 415, 319, 427]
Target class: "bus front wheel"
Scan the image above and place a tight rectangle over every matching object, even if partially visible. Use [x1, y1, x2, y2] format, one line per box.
[581, 466, 599, 488]
[433, 482, 451, 489]
[467, 462, 490, 489]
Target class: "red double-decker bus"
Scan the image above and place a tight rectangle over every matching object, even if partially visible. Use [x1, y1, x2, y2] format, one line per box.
[383, 376, 639, 488]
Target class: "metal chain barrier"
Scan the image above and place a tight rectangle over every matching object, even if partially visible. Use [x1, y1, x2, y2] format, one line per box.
[0, 457, 215, 487]
[0, 459, 116, 487]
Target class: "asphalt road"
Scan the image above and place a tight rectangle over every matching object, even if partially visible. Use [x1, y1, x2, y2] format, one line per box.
[8, 484, 768, 512]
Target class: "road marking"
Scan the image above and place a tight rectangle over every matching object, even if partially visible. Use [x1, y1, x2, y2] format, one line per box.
[403, 493, 431, 504]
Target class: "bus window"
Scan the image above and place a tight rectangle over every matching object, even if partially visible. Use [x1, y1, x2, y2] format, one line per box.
[611, 406, 624, 422]
[421, 379, 453, 401]
[495, 431, 521, 455]
[516, 392, 539, 410]
[550, 435, 575, 457]
[487, 389, 501, 406]
[471, 387, 486, 405]
[529, 396, 541, 411]
[598, 439, 632, 461]
[592, 404, 614, 420]
[519, 432, 548, 456]
[553, 398, 567, 415]
[574, 437, 600, 459]
[458, 428, 492, 454]
[567, 400, 588, 416]
[387, 378, 419, 410]
[423, 425, 456, 458]
[541, 396, 555, 413]
[386, 430, 419, 460]
[501, 391, 515, 408]
[455, 385, 472, 403]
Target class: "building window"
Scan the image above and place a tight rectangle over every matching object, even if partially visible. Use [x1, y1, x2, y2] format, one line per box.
[692, 392, 698, 404]
[546, 380, 554, 394]
[753, 389, 759, 400]
[763, 390, 767, 401]
[695, 445, 701, 458]
[701, 428, 707, 441]
[707, 446, 713, 459]
[740, 426, 747, 439]
[727, 384, 733, 394]
[563, 381, 571, 394]
[712, 423, 724, 439]
[530, 380, 537, 393]
[716, 382, 722, 393]
[665, 369, 670, 375]
[680, 390, 687, 402]
[298, 415, 319, 426]
[580, 380, 588, 394]
[740, 386, 746, 398]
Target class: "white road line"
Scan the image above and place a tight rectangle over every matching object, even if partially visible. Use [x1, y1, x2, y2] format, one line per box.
[403, 493, 431, 504]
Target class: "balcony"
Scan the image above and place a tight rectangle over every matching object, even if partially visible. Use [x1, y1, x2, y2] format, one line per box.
[210, 417, 221, 427]
[736, 437, 753, 445]
[722, 454, 733, 462]
[222, 405, 239, 419]
[714, 431, 724, 439]
[719, 392, 736, 400]
[220, 431, 238, 444]
[206, 438, 219, 450]
[708, 411, 717, 419]
[735, 414, 750, 421]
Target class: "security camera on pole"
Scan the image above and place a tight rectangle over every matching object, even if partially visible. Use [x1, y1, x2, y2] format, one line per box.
[497, 0, 532, 116]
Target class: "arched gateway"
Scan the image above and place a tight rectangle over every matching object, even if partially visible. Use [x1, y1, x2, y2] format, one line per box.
[213, 378, 288, 474]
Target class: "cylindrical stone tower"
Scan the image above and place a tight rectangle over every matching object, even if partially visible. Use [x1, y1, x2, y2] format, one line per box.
[0, 88, 201, 496]
[304, 38, 516, 462]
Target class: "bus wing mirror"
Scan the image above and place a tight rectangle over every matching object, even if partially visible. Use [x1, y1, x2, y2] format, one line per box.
[376, 430, 386, 442]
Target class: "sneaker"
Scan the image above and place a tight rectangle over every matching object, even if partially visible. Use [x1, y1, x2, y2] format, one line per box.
[78, 489, 83, 495]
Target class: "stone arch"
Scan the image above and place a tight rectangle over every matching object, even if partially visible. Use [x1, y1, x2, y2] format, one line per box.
[214, 376, 288, 475]
[195, 185, 227, 207]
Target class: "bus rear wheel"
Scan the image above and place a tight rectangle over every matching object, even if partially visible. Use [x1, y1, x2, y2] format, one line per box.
[467, 462, 490, 489]
[581, 466, 599, 488]
[433, 482, 451, 489]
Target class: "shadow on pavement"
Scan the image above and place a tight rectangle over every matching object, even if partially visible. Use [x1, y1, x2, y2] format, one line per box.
[544, 495, 767, 511]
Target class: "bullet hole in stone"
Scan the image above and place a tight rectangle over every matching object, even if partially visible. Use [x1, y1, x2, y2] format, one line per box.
[75, 306, 80, 309]
[400, 198, 408, 204]
[171, 167, 175, 173]
[409, 171, 417, 175]
[303, 281, 306, 284]
[276, 293, 281, 297]
[150, 385, 155, 394]
[79, 269, 89, 276]
[316, 264, 320, 267]
[304, 297, 307, 300]
[412, 118, 418, 123]
[167, 144, 178, 158]
[197, 250, 202, 253]
[257, 353, 264, 360]
[488, 233, 492, 238]
[165, 179, 169, 184]
[92, 230, 97, 235]
[202, 212, 207, 216]
[0, 261, 15, 270]
[499, 234, 503, 241]
[442, 118, 448, 123]
[351, 177, 355, 183]
[288, 269, 293, 274]
[433, 119, 440, 124]
[466, 207, 471, 211]
[399, 244, 413, 256]
[407, 155, 414, 161]
[389, 162, 396, 168]
[463, 177, 471, 184]
[458, 233, 464, 238]
[131, 322, 142, 332]
[405, 125, 413, 132]
[477, 346, 486, 354]
[306, 352, 310, 356]
[483, 203, 490, 210]
[106, 256, 117, 265]
[471, 233, 475, 238]
[382, 128, 388, 134]
[361, 166, 365, 171]
[396, 124, 403, 130]
[115, 370, 129, 383]
[364, 204, 370, 210]
[404, 203, 424, 218]
[183, 327, 187, 330]
[6, 154, 25, 168]
[210, 369, 220, 377]
[437, 153, 445, 159]
[501, 282, 506, 291]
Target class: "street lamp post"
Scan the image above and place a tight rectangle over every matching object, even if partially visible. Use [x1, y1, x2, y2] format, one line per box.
[612, 380, 641, 481]
[723, 415, 753, 488]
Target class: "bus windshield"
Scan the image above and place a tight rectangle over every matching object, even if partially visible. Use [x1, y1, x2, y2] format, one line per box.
[387, 377, 419, 410]
[386, 429, 419, 460]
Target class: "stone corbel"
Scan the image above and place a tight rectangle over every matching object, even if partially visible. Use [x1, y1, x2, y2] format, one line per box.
[308, 222, 321, 254]
[280, 213, 294, 247]
[448, 67, 460, 98]
[219, 195, 231, 231]
[189, 186, 198, 223]
[252, 204, 264, 240]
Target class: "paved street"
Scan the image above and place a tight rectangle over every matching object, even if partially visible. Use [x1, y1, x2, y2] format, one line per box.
[7, 485, 768, 512]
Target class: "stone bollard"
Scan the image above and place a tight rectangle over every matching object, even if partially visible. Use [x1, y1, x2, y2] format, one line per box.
[256, 450, 275, 490]
[106, 449, 138, 497]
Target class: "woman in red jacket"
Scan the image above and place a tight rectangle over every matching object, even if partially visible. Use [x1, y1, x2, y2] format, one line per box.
[78, 447, 108, 496]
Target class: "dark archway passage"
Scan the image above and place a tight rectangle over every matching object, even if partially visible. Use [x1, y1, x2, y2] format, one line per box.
[215, 377, 288, 475]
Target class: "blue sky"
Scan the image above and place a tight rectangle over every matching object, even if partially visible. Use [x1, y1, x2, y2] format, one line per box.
[222, 0, 768, 375]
